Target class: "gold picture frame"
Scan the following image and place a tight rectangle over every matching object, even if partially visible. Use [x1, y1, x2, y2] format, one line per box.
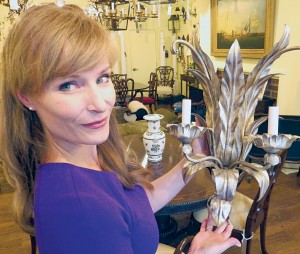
[211, 0, 275, 58]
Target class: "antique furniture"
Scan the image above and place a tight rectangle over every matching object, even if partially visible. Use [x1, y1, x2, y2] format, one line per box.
[131, 72, 158, 113]
[155, 66, 175, 104]
[113, 78, 135, 106]
[111, 73, 127, 83]
[180, 73, 197, 98]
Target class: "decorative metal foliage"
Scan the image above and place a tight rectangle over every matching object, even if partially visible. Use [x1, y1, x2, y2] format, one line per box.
[171, 26, 300, 225]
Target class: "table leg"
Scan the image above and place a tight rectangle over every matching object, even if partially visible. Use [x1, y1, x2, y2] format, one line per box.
[156, 215, 178, 241]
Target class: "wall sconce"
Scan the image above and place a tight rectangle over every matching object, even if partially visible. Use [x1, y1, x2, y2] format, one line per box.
[177, 6, 197, 24]
[168, 14, 180, 34]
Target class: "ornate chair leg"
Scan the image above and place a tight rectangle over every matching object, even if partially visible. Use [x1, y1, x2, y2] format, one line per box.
[260, 219, 268, 254]
[245, 238, 253, 254]
[149, 104, 153, 113]
[30, 235, 37, 254]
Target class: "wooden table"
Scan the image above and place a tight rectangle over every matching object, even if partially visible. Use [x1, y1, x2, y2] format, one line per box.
[180, 73, 197, 97]
[123, 133, 215, 243]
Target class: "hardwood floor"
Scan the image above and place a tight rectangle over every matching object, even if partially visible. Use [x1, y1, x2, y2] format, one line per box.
[1, 156, 299, 253]
[0, 175, 31, 254]
[224, 169, 300, 254]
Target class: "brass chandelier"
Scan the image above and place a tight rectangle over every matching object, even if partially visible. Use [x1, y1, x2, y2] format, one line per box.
[0, 0, 31, 23]
[0, 0, 177, 31]
[86, 0, 155, 31]
[86, 0, 176, 31]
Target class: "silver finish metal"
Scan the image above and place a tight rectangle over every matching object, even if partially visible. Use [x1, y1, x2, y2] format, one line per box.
[169, 26, 300, 225]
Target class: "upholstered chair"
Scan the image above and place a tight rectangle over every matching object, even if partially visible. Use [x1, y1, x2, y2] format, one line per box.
[155, 66, 175, 104]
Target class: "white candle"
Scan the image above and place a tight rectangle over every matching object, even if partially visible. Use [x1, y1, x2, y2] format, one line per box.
[167, 4, 172, 16]
[182, 99, 191, 125]
[10, 0, 20, 10]
[145, 8, 148, 16]
[105, 6, 108, 15]
[152, 4, 156, 13]
[121, 8, 125, 15]
[111, 2, 114, 10]
[268, 106, 279, 135]
[137, 2, 140, 11]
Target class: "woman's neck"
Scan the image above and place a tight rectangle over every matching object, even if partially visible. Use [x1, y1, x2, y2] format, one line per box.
[43, 141, 102, 171]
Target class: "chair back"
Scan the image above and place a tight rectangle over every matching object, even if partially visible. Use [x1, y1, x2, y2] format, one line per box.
[148, 72, 158, 99]
[111, 73, 127, 84]
[114, 79, 129, 107]
[155, 66, 174, 88]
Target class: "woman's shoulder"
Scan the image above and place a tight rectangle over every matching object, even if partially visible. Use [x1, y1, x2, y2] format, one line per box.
[35, 162, 148, 210]
[34, 163, 121, 203]
[37, 162, 116, 181]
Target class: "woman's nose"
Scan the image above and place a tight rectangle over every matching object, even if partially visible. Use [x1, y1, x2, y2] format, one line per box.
[86, 85, 107, 112]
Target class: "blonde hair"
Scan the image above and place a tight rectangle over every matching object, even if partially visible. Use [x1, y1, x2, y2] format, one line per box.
[0, 4, 152, 236]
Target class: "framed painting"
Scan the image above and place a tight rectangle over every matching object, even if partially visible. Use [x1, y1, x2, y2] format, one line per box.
[211, 0, 275, 58]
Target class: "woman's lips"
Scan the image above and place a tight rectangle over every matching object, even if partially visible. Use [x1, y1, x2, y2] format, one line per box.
[82, 118, 107, 129]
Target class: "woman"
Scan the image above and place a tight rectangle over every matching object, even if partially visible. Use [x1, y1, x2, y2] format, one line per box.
[0, 4, 240, 253]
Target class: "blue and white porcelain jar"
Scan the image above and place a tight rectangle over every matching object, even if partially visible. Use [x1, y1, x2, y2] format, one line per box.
[143, 114, 166, 162]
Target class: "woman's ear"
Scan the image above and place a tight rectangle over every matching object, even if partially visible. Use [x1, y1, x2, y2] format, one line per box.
[17, 92, 35, 111]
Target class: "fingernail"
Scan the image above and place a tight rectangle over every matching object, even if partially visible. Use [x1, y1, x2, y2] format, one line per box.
[236, 242, 241, 247]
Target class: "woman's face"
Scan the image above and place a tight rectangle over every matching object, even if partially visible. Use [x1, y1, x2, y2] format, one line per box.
[28, 59, 116, 152]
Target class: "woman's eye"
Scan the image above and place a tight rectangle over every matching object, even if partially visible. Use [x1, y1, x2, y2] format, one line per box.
[59, 82, 76, 91]
[96, 74, 109, 84]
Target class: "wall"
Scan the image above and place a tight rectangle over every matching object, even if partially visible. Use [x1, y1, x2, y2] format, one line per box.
[1, 0, 300, 115]
[175, 0, 300, 116]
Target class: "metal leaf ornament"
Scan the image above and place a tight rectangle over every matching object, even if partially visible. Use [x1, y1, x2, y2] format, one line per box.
[171, 26, 300, 225]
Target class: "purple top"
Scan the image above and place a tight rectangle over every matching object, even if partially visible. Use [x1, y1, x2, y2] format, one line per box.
[34, 163, 159, 254]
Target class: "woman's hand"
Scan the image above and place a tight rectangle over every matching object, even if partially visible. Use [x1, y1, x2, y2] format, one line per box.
[188, 214, 241, 254]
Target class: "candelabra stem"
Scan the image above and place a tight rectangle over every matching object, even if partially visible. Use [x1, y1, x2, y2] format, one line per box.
[229, 160, 271, 172]
[185, 154, 222, 167]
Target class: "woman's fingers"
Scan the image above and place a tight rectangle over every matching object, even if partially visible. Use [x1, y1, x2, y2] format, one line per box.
[221, 237, 242, 251]
[200, 218, 208, 232]
[205, 213, 214, 231]
[214, 219, 229, 234]
[222, 221, 234, 239]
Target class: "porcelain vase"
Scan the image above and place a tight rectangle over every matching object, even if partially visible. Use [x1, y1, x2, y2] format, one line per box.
[143, 114, 166, 162]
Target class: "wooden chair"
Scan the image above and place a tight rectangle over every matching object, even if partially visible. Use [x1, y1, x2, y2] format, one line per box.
[113, 78, 134, 107]
[188, 151, 287, 254]
[131, 72, 158, 113]
[111, 73, 127, 84]
[155, 66, 175, 105]
[30, 235, 37, 254]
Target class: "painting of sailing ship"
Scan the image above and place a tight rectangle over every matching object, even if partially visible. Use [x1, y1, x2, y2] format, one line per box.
[211, 0, 275, 58]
